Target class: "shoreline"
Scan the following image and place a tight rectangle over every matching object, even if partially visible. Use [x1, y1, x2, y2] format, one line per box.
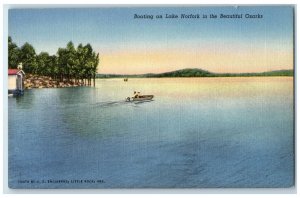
[96, 75, 294, 79]
[96, 69, 294, 79]
[24, 74, 88, 89]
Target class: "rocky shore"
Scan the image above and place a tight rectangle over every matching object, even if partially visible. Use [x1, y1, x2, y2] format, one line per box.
[24, 74, 85, 89]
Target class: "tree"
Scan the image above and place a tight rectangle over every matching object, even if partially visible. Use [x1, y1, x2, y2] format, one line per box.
[57, 47, 68, 81]
[66, 41, 77, 82]
[9, 37, 100, 86]
[76, 44, 85, 83]
[82, 43, 99, 85]
[8, 36, 20, 68]
[20, 42, 37, 73]
[49, 55, 58, 79]
[36, 52, 52, 76]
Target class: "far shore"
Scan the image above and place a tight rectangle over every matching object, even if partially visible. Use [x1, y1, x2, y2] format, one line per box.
[96, 68, 294, 79]
[96, 75, 294, 79]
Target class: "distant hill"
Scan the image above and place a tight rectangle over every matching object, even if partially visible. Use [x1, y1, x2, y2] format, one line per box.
[96, 68, 294, 78]
[146, 68, 213, 77]
[215, 69, 294, 77]
[260, 70, 294, 76]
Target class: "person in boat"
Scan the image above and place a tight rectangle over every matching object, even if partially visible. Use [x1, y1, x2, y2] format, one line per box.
[133, 91, 139, 98]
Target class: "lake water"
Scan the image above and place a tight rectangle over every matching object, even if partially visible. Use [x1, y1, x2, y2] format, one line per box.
[8, 77, 294, 188]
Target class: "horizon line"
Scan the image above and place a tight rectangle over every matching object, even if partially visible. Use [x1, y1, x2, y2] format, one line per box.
[96, 68, 294, 76]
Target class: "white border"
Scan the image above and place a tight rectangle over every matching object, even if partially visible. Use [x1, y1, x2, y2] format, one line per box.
[1, 0, 298, 197]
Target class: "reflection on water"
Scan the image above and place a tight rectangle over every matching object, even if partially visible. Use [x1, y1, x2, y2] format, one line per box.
[8, 77, 294, 188]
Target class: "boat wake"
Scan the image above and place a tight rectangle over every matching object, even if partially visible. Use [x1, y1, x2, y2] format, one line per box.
[93, 99, 154, 108]
[94, 100, 126, 108]
[131, 100, 154, 104]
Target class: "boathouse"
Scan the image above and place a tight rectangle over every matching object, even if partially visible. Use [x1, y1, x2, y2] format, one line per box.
[8, 68, 25, 96]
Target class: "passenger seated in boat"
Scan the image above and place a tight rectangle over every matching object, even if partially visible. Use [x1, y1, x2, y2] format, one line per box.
[133, 91, 139, 98]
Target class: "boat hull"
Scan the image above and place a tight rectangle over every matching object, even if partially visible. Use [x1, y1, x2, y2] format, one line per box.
[132, 95, 154, 101]
[126, 95, 154, 102]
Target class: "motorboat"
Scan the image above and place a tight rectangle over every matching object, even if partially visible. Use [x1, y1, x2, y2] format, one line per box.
[126, 95, 154, 102]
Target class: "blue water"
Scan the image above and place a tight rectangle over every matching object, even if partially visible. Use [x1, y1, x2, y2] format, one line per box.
[8, 77, 294, 188]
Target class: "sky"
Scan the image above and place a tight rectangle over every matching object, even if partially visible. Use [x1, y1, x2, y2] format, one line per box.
[8, 6, 294, 74]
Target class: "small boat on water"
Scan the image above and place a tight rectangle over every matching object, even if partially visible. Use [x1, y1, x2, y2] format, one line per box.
[126, 95, 154, 102]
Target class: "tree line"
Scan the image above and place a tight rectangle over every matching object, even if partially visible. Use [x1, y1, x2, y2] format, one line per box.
[8, 36, 99, 86]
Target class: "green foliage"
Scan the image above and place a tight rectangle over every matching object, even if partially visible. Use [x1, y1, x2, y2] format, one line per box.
[20, 42, 37, 73]
[56, 42, 99, 81]
[260, 70, 294, 76]
[8, 36, 21, 68]
[36, 52, 51, 76]
[8, 37, 99, 83]
[152, 68, 212, 77]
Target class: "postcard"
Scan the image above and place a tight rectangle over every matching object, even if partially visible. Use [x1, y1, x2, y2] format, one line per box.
[7, 5, 295, 189]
